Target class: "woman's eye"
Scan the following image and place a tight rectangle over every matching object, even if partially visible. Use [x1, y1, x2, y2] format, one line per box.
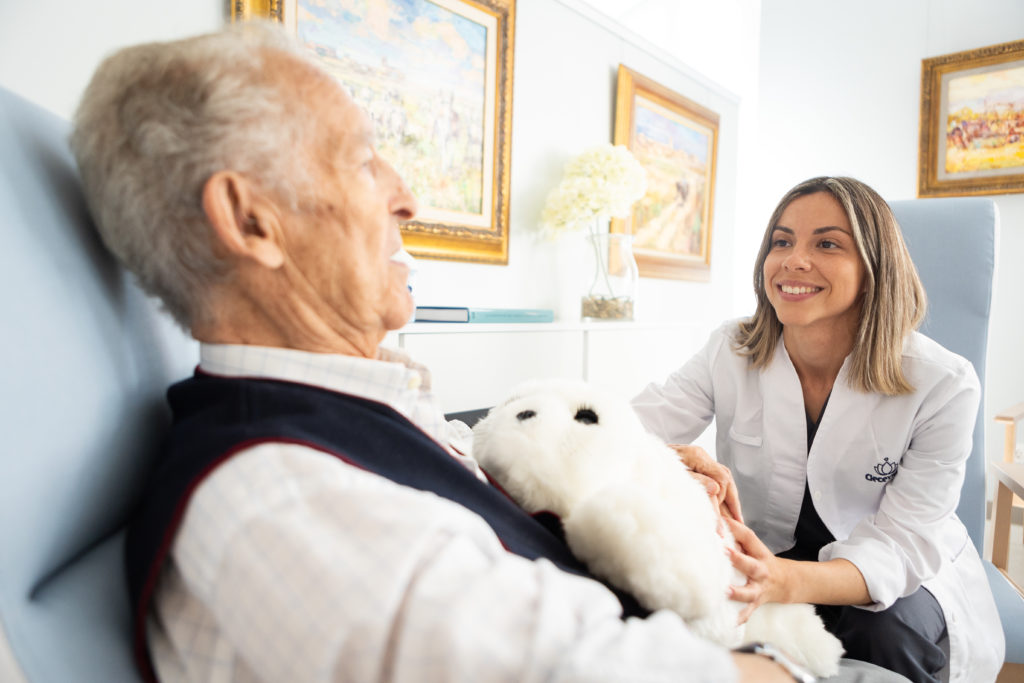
[819, 239, 838, 249]
[771, 238, 790, 248]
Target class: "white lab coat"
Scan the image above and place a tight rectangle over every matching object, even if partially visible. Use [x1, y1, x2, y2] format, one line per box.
[632, 320, 1004, 683]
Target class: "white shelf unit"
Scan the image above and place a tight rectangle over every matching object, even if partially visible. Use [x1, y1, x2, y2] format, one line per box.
[386, 320, 710, 413]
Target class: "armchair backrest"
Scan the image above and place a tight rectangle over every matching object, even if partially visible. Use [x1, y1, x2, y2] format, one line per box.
[889, 198, 996, 553]
[0, 87, 197, 681]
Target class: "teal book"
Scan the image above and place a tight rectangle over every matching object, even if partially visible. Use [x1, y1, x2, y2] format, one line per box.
[414, 306, 554, 323]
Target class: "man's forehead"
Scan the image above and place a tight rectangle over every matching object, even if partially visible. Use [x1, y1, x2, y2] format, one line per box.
[348, 103, 375, 141]
[332, 101, 375, 150]
[302, 76, 368, 137]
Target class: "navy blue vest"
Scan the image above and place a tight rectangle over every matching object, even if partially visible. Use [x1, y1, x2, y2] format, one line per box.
[125, 373, 649, 680]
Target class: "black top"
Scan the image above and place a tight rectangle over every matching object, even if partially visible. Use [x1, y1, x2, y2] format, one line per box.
[777, 395, 836, 562]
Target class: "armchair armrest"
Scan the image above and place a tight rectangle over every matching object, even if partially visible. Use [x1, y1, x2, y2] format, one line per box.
[995, 403, 1024, 422]
[991, 459, 1024, 595]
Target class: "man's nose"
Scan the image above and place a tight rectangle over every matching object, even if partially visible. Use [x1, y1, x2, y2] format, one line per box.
[387, 160, 418, 220]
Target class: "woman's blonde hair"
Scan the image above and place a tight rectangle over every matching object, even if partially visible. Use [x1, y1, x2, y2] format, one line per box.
[736, 176, 926, 395]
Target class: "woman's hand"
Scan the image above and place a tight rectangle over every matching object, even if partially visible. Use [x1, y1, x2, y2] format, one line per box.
[668, 443, 743, 522]
[723, 517, 793, 623]
[726, 518, 871, 614]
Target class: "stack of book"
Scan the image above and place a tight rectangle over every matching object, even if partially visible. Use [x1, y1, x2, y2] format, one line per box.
[413, 306, 554, 324]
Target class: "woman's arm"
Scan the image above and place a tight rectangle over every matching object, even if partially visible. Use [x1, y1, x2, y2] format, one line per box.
[724, 517, 870, 620]
[820, 357, 981, 610]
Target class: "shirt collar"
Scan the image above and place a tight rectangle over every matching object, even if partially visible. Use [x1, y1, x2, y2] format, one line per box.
[197, 343, 482, 479]
[198, 343, 429, 421]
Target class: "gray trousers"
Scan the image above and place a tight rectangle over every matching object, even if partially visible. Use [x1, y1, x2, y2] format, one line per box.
[827, 658, 912, 682]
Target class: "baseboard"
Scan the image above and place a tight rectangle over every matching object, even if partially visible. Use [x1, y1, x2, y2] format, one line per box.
[996, 661, 1024, 683]
[986, 500, 1024, 526]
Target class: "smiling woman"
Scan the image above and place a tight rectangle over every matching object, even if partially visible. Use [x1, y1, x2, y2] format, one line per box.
[632, 176, 1005, 682]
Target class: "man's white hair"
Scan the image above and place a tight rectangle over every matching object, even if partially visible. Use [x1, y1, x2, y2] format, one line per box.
[70, 22, 324, 328]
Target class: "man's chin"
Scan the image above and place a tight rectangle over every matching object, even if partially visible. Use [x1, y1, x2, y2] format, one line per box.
[383, 294, 414, 331]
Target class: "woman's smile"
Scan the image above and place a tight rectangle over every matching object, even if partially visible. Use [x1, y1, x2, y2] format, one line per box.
[776, 281, 824, 299]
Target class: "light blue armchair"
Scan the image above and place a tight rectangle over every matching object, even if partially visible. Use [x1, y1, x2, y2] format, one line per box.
[892, 199, 1024, 680]
[0, 87, 195, 681]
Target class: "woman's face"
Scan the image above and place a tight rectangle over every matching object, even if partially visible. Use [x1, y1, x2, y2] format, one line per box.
[762, 192, 867, 338]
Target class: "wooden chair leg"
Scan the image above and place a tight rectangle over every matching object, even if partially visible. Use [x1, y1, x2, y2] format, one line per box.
[995, 481, 1011, 573]
[992, 460, 1024, 597]
[993, 481, 1012, 572]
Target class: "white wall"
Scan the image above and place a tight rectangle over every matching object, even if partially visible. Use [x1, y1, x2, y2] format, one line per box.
[0, 0, 224, 118]
[755, 0, 1024, 477]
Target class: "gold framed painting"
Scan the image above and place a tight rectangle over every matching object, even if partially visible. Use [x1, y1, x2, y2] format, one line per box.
[232, 0, 515, 263]
[611, 65, 718, 281]
[919, 39, 1024, 198]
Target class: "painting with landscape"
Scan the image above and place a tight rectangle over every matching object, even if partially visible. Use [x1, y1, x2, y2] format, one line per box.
[919, 39, 1024, 197]
[612, 65, 718, 281]
[296, 0, 489, 219]
[631, 96, 712, 259]
[943, 65, 1024, 176]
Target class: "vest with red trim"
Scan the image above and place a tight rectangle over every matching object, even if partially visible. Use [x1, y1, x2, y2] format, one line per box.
[125, 372, 649, 680]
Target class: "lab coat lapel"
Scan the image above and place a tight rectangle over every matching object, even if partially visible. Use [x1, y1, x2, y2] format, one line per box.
[757, 339, 809, 552]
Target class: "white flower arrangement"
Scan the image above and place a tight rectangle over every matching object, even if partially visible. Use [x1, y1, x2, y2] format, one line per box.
[540, 144, 648, 237]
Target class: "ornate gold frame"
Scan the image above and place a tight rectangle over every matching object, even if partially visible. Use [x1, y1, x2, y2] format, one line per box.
[611, 65, 718, 281]
[231, 0, 515, 264]
[919, 39, 1024, 198]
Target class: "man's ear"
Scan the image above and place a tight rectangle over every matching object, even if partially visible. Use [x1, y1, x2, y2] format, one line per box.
[202, 171, 285, 269]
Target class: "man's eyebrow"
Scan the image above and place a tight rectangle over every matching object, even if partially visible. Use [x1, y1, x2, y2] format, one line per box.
[341, 130, 374, 158]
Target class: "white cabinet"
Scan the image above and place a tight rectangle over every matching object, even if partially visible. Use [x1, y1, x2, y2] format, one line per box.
[393, 321, 707, 412]
[399, 326, 583, 412]
[584, 324, 706, 398]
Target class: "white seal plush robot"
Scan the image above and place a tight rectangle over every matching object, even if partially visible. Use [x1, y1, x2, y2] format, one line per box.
[472, 378, 844, 677]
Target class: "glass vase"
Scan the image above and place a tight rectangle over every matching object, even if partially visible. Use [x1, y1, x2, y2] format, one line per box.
[581, 232, 639, 321]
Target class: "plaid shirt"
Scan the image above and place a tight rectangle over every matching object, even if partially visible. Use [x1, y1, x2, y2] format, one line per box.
[148, 344, 733, 683]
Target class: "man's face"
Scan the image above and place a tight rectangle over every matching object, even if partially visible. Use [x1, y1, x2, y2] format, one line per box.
[277, 68, 418, 342]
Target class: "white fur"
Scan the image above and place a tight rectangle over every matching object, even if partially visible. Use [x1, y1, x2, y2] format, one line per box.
[473, 378, 844, 677]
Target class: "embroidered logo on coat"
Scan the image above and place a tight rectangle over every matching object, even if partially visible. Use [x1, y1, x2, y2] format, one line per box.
[864, 457, 898, 483]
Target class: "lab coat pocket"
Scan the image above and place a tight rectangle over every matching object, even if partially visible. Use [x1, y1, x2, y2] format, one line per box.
[727, 425, 764, 478]
[943, 522, 969, 563]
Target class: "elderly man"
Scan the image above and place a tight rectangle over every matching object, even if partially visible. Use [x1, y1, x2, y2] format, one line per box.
[69, 24, 900, 683]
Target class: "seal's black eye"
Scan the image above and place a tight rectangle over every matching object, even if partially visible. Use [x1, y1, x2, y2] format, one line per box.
[574, 407, 598, 425]
[516, 410, 536, 421]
